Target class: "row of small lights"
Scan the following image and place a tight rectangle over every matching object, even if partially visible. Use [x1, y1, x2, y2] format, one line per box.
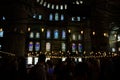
[27, 51, 118, 58]
[36, 0, 83, 10]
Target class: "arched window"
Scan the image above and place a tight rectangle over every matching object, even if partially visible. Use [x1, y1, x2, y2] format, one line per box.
[46, 30, 51, 39]
[72, 43, 76, 52]
[29, 42, 33, 51]
[35, 32, 40, 38]
[46, 42, 51, 51]
[49, 13, 53, 21]
[54, 30, 59, 39]
[35, 42, 40, 51]
[61, 43, 66, 52]
[55, 13, 59, 21]
[62, 30, 66, 39]
[30, 32, 34, 38]
[78, 43, 82, 52]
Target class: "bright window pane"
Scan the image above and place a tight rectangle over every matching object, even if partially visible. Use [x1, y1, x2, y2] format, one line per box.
[62, 30, 66, 39]
[62, 43, 66, 52]
[78, 43, 82, 52]
[0, 31, 4, 37]
[35, 42, 40, 51]
[72, 43, 76, 52]
[46, 42, 51, 51]
[55, 13, 59, 21]
[46, 30, 51, 39]
[29, 42, 33, 51]
[49, 13, 53, 21]
[54, 30, 59, 39]
[36, 32, 40, 38]
[30, 32, 34, 38]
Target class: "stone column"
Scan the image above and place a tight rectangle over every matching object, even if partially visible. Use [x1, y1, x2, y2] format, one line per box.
[83, 28, 92, 55]
[3, 1, 28, 57]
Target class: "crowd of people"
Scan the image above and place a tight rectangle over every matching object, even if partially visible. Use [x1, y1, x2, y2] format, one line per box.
[0, 53, 120, 80]
[27, 54, 120, 80]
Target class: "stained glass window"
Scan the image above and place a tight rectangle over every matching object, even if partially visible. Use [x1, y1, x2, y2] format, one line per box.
[78, 43, 82, 52]
[55, 13, 59, 21]
[54, 30, 59, 39]
[62, 30, 66, 39]
[29, 42, 33, 51]
[49, 13, 53, 21]
[35, 42, 40, 51]
[61, 14, 64, 21]
[72, 43, 76, 52]
[0, 31, 3, 37]
[62, 43, 66, 52]
[46, 30, 51, 39]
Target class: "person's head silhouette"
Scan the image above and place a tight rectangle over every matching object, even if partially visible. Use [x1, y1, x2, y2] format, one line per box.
[38, 53, 46, 63]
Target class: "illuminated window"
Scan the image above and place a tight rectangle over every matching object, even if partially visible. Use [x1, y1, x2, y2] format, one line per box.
[46, 30, 51, 39]
[49, 13, 53, 21]
[60, 5, 63, 10]
[65, 4, 67, 9]
[46, 42, 51, 51]
[72, 34, 77, 40]
[54, 30, 59, 39]
[61, 43, 66, 52]
[34, 57, 38, 65]
[29, 42, 33, 51]
[78, 43, 82, 52]
[2, 16, 6, 20]
[47, 3, 51, 8]
[77, 17, 80, 21]
[72, 17, 75, 21]
[43, 2, 47, 7]
[38, 15, 42, 20]
[30, 32, 34, 38]
[78, 34, 82, 40]
[40, 0, 43, 4]
[112, 48, 116, 52]
[33, 14, 36, 18]
[56, 5, 59, 10]
[0, 45, 2, 50]
[55, 13, 59, 21]
[61, 14, 64, 21]
[0, 28, 4, 37]
[35, 42, 40, 51]
[72, 43, 76, 52]
[118, 34, 120, 41]
[35, 32, 40, 38]
[62, 30, 66, 39]
[27, 57, 33, 65]
[51, 4, 55, 9]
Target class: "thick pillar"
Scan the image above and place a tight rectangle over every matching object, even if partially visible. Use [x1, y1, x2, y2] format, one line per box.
[3, 1, 28, 57]
[83, 28, 92, 54]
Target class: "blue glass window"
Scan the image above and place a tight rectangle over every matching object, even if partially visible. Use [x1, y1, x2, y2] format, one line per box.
[72, 43, 76, 52]
[55, 13, 59, 21]
[29, 42, 33, 51]
[49, 13, 53, 21]
[35, 42, 40, 51]
[54, 30, 59, 39]
[46, 30, 51, 39]
[62, 30, 66, 39]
